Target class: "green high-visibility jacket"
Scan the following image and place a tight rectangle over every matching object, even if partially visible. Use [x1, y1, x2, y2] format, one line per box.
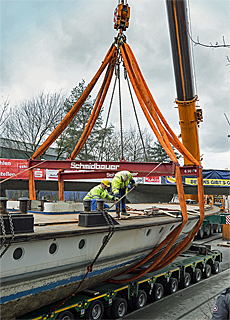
[112, 171, 134, 195]
[83, 184, 113, 201]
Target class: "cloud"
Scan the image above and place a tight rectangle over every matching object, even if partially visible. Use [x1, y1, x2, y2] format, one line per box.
[1, 0, 229, 169]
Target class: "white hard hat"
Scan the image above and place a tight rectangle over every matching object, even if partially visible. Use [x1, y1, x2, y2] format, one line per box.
[121, 171, 129, 181]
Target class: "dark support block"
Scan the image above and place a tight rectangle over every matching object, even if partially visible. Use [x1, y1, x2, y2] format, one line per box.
[0, 214, 34, 235]
[79, 211, 119, 227]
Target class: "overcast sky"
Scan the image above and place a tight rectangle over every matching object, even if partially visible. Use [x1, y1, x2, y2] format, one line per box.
[1, 0, 230, 170]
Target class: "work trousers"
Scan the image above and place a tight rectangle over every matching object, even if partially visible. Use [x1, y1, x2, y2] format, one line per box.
[91, 199, 109, 211]
[116, 189, 126, 211]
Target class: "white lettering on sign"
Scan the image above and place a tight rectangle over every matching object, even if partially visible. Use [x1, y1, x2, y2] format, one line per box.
[34, 170, 43, 178]
[17, 163, 28, 170]
[0, 160, 11, 166]
[70, 162, 120, 171]
[0, 171, 14, 177]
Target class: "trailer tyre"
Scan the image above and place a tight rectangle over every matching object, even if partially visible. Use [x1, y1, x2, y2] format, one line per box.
[166, 277, 178, 294]
[210, 225, 214, 235]
[110, 298, 127, 319]
[192, 268, 202, 283]
[218, 225, 222, 233]
[204, 224, 211, 237]
[211, 261, 220, 274]
[85, 299, 104, 320]
[132, 290, 147, 309]
[149, 283, 164, 302]
[56, 310, 74, 320]
[197, 227, 204, 239]
[203, 264, 211, 278]
[180, 272, 191, 288]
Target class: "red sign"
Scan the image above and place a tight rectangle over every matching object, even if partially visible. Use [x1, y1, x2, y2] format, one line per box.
[145, 176, 160, 184]
[0, 159, 45, 180]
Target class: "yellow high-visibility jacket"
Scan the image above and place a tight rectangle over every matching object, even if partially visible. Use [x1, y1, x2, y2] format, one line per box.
[83, 184, 113, 201]
[112, 171, 134, 195]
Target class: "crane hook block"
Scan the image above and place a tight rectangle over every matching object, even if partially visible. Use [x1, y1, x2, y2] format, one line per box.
[114, 2, 130, 31]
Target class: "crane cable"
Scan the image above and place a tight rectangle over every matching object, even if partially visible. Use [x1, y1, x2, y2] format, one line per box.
[117, 59, 124, 160]
[124, 66, 148, 161]
[99, 69, 118, 161]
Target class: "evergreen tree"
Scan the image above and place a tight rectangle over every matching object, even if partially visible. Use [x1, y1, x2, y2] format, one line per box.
[147, 140, 181, 162]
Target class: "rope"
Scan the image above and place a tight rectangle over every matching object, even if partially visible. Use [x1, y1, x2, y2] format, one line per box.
[0, 160, 47, 184]
[108, 162, 164, 211]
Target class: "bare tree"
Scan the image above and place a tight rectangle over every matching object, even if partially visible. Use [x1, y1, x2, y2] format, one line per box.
[0, 97, 10, 137]
[4, 91, 65, 158]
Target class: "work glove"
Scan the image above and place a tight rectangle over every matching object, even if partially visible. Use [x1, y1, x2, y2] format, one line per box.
[113, 196, 119, 201]
[133, 183, 138, 187]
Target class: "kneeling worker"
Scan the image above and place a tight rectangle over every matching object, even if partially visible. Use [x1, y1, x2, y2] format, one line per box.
[112, 170, 137, 216]
[83, 179, 118, 211]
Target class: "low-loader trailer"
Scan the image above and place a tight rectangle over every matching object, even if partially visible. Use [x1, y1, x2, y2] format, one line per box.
[17, 244, 222, 320]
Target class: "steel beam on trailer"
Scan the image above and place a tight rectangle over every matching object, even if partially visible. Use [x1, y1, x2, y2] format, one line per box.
[29, 160, 198, 177]
[29, 160, 174, 173]
[58, 166, 198, 181]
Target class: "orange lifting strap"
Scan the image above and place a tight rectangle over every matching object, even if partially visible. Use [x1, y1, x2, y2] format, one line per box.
[28, 33, 204, 278]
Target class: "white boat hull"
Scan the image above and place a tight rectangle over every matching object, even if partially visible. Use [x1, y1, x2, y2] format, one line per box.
[0, 203, 218, 319]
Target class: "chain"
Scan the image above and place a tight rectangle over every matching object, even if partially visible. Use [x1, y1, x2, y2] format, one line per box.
[0, 214, 6, 250]
[0, 211, 15, 259]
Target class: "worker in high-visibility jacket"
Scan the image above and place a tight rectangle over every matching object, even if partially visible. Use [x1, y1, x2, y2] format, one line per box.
[112, 171, 137, 216]
[83, 179, 119, 211]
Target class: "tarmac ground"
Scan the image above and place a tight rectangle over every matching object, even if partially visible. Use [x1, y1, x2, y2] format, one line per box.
[124, 235, 230, 320]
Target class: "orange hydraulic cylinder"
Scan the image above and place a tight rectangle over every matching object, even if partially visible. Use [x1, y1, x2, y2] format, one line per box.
[176, 96, 200, 166]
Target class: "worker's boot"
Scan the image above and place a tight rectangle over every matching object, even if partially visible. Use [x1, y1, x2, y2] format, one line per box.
[121, 208, 130, 216]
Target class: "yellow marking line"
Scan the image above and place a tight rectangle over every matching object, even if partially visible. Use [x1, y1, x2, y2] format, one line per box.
[114, 285, 129, 292]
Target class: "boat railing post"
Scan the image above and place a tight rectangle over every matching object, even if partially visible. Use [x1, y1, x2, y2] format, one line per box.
[19, 197, 29, 214]
[0, 197, 8, 215]
[84, 199, 92, 212]
[97, 199, 105, 211]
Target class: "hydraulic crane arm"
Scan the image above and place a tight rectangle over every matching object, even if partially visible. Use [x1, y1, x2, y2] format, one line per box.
[166, 0, 203, 166]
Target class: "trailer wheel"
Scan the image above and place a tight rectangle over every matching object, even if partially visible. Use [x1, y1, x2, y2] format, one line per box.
[203, 264, 211, 278]
[197, 227, 204, 239]
[85, 300, 104, 320]
[132, 290, 147, 309]
[192, 268, 202, 283]
[110, 298, 127, 319]
[149, 283, 164, 302]
[166, 277, 178, 294]
[211, 261, 220, 274]
[180, 272, 191, 288]
[56, 310, 74, 320]
[218, 225, 222, 233]
[204, 224, 211, 236]
[210, 225, 214, 235]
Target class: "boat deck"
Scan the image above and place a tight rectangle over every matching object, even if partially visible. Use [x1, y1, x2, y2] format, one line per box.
[6, 203, 216, 239]
[2, 203, 219, 242]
